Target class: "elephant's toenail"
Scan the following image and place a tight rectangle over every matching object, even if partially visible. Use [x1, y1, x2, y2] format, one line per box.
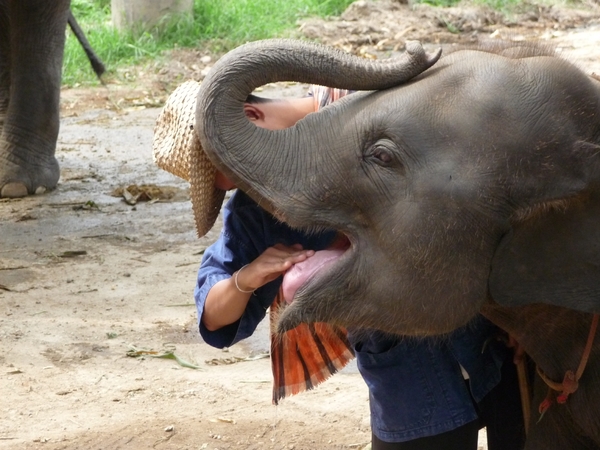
[1, 182, 28, 198]
[35, 186, 47, 195]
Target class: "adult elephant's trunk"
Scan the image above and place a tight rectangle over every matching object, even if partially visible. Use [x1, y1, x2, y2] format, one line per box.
[195, 39, 440, 218]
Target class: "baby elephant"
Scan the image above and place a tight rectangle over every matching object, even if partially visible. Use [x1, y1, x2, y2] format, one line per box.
[196, 38, 600, 449]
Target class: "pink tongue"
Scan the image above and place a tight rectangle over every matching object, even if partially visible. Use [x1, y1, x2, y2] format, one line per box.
[282, 249, 344, 304]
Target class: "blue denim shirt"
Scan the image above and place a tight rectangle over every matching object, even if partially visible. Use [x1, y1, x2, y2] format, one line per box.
[195, 190, 506, 442]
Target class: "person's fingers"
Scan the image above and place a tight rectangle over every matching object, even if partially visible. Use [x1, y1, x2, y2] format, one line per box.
[284, 249, 315, 262]
[507, 335, 526, 364]
[240, 244, 319, 291]
[272, 243, 297, 253]
[271, 243, 312, 256]
[513, 343, 526, 365]
[266, 245, 315, 266]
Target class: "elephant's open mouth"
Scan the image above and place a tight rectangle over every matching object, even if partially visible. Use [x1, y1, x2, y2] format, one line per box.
[281, 234, 351, 303]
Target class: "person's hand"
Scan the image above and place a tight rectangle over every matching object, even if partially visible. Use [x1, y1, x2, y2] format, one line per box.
[506, 334, 526, 365]
[235, 244, 315, 292]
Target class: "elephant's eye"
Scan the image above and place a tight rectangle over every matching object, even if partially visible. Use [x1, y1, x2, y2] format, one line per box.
[366, 139, 398, 167]
[373, 148, 392, 164]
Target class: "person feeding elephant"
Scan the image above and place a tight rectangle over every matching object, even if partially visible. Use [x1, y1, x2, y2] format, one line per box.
[152, 80, 526, 450]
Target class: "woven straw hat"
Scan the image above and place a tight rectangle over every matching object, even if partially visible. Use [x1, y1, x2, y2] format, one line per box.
[152, 80, 226, 237]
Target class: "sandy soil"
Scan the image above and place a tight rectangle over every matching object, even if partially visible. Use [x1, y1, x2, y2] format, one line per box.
[2, 1, 600, 448]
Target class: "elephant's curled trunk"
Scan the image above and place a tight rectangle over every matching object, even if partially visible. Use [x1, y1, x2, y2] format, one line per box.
[195, 38, 441, 206]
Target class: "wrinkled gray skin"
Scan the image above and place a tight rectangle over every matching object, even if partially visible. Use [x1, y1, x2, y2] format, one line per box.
[197, 39, 600, 335]
[196, 39, 600, 448]
[0, 0, 70, 198]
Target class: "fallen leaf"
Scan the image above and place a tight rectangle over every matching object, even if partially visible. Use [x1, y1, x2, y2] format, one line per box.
[127, 346, 203, 370]
[111, 184, 179, 205]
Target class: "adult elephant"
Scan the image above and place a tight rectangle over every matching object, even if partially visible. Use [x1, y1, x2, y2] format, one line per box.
[195, 39, 600, 448]
[0, 0, 71, 198]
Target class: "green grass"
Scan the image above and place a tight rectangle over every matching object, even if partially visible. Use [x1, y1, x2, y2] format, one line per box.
[63, 0, 355, 86]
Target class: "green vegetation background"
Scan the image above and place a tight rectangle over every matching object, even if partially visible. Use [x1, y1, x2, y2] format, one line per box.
[66, 0, 566, 86]
[65, 0, 357, 86]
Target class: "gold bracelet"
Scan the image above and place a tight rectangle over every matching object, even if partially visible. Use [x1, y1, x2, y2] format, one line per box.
[234, 264, 255, 294]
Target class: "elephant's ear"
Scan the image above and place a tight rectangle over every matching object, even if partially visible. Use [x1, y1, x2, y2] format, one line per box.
[489, 144, 600, 313]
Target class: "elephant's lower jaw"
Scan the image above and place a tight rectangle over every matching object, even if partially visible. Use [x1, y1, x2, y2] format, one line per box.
[275, 300, 321, 334]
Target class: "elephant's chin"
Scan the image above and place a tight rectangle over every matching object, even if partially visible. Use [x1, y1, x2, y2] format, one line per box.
[275, 296, 342, 334]
[275, 303, 308, 334]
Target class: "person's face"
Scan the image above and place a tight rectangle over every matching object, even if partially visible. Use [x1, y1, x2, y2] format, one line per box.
[244, 97, 315, 130]
[214, 97, 315, 190]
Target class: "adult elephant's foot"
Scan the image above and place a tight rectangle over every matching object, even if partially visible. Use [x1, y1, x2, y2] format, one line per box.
[0, 154, 60, 198]
[1, 182, 50, 197]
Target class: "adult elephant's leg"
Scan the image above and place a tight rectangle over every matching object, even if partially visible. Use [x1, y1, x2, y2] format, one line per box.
[0, 1, 9, 134]
[0, 0, 70, 198]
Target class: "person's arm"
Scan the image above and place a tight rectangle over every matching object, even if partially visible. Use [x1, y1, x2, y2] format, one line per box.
[202, 243, 314, 331]
[194, 191, 320, 348]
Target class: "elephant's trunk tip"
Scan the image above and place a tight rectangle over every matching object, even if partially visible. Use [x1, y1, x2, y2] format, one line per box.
[405, 41, 443, 69]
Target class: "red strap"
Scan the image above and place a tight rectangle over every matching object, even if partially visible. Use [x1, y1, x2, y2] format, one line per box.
[537, 314, 599, 413]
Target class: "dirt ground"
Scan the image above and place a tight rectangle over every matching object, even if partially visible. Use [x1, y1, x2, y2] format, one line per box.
[2, 1, 600, 449]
